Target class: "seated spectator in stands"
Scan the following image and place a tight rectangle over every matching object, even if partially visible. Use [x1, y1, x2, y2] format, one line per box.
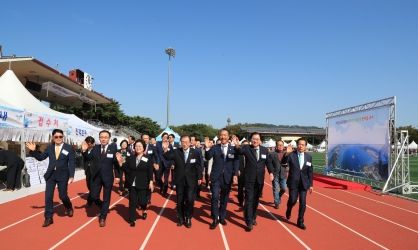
[0, 149, 25, 191]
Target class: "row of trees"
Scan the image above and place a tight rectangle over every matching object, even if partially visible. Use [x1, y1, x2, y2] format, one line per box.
[53, 102, 417, 144]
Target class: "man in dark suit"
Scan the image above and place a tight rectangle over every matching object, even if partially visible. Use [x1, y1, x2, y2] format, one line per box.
[127, 136, 136, 155]
[270, 140, 288, 209]
[156, 132, 173, 197]
[168, 134, 179, 189]
[204, 128, 239, 229]
[81, 130, 122, 227]
[190, 136, 204, 198]
[237, 140, 249, 207]
[232, 133, 274, 231]
[282, 138, 313, 230]
[83, 136, 95, 207]
[25, 129, 75, 227]
[142, 132, 160, 204]
[163, 135, 202, 228]
[0, 149, 25, 191]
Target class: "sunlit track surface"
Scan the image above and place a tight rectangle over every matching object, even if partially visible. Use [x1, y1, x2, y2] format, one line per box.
[0, 173, 417, 249]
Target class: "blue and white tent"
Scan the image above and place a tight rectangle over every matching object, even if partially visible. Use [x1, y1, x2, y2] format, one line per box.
[156, 126, 180, 142]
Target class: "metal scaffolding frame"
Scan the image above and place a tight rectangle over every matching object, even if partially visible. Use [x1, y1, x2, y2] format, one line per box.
[324, 97, 411, 194]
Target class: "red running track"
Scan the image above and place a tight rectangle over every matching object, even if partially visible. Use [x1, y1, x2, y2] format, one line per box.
[0, 173, 417, 249]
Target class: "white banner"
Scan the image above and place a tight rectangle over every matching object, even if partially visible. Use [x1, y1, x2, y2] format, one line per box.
[0, 104, 24, 128]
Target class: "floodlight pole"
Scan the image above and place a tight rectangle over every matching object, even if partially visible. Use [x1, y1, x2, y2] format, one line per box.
[165, 47, 175, 127]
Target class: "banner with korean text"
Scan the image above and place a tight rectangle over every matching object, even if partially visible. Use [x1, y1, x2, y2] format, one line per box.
[24, 110, 68, 142]
[327, 106, 390, 181]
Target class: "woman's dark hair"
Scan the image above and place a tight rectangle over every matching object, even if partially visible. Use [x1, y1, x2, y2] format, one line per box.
[120, 139, 129, 148]
[134, 139, 146, 153]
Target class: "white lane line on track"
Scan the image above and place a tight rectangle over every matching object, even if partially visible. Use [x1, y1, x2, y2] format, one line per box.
[259, 202, 311, 250]
[316, 191, 418, 234]
[219, 224, 230, 250]
[0, 192, 88, 232]
[264, 182, 389, 249]
[341, 190, 418, 215]
[139, 190, 174, 250]
[49, 194, 128, 250]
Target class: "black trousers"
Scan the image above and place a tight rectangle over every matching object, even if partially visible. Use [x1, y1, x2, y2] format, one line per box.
[119, 169, 129, 192]
[210, 176, 232, 220]
[129, 186, 147, 222]
[237, 171, 245, 203]
[6, 161, 24, 189]
[287, 181, 308, 223]
[243, 181, 263, 225]
[44, 171, 72, 219]
[90, 172, 113, 219]
[176, 178, 196, 221]
[85, 168, 93, 204]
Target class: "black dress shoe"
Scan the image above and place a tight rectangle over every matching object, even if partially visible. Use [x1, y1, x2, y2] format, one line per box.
[67, 207, 74, 217]
[219, 218, 227, 226]
[142, 212, 147, 220]
[297, 223, 306, 230]
[286, 210, 291, 220]
[130, 221, 135, 227]
[252, 219, 257, 226]
[185, 218, 192, 228]
[42, 218, 53, 227]
[147, 200, 151, 205]
[162, 192, 167, 198]
[246, 223, 253, 231]
[86, 202, 92, 208]
[210, 219, 219, 229]
[274, 203, 279, 209]
[177, 219, 184, 227]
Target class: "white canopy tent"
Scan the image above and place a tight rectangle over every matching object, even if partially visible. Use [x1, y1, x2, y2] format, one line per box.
[264, 138, 276, 147]
[306, 143, 313, 149]
[62, 113, 102, 145]
[0, 97, 24, 141]
[156, 126, 180, 142]
[408, 141, 417, 150]
[290, 140, 297, 147]
[0, 70, 68, 142]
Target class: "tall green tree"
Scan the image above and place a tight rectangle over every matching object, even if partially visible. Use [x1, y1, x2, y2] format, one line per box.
[171, 124, 218, 140]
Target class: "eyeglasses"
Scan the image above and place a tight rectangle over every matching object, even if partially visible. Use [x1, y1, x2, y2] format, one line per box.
[54, 136, 63, 139]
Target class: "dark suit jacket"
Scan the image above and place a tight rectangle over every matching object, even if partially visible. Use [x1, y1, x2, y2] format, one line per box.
[145, 144, 160, 166]
[170, 142, 180, 149]
[83, 148, 96, 175]
[163, 147, 202, 188]
[270, 150, 287, 179]
[191, 146, 204, 172]
[82, 143, 120, 183]
[205, 144, 239, 184]
[0, 150, 24, 167]
[282, 151, 313, 190]
[235, 145, 273, 184]
[122, 155, 153, 189]
[127, 143, 136, 155]
[157, 142, 174, 169]
[30, 143, 75, 181]
[238, 155, 245, 174]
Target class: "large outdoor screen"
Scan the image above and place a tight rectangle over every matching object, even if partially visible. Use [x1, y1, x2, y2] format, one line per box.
[327, 106, 390, 181]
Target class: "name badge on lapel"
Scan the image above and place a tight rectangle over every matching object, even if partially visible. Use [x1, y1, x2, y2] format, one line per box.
[190, 159, 196, 163]
[127, 152, 131, 156]
[62, 149, 69, 155]
[148, 150, 153, 154]
[261, 154, 266, 159]
[141, 157, 148, 162]
[306, 162, 311, 166]
[107, 153, 113, 158]
[173, 147, 177, 149]
[228, 154, 234, 159]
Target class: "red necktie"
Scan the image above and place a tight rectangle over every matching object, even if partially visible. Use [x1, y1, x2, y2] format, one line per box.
[101, 146, 106, 159]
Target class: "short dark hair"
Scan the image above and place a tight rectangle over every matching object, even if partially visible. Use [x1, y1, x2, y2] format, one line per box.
[168, 134, 175, 139]
[241, 140, 248, 144]
[181, 135, 191, 141]
[161, 132, 169, 138]
[85, 136, 95, 143]
[113, 138, 117, 143]
[129, 136, 135, 141]
[219, 128, 230, 135]
[296, 138, 307, 146]
[250, 132, 261, 139]
[141, 132, 150, 139]
[100, 130, 111, 137]
[190, 135, 196, 140]
[52, 129, 64, 136]
[134, 139, 146, 152]
[120, 139, 128, 147]
[276, 140, 284, 146]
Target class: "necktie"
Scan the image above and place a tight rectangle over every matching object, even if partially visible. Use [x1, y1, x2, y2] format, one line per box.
[144, 145, 148, 155]
[298, 153, 303, 168]
[184, 150, 188, 163]
[55, 145, 60, 159]
[255, 148, 259, 161]
[102, 146, 106, 159]
[222, 145, 226, 160]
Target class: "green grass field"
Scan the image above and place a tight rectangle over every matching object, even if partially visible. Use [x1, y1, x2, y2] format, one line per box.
[309, 152, 418, 200]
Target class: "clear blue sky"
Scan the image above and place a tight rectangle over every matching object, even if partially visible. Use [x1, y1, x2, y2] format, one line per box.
[2, 0, 417, 129]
